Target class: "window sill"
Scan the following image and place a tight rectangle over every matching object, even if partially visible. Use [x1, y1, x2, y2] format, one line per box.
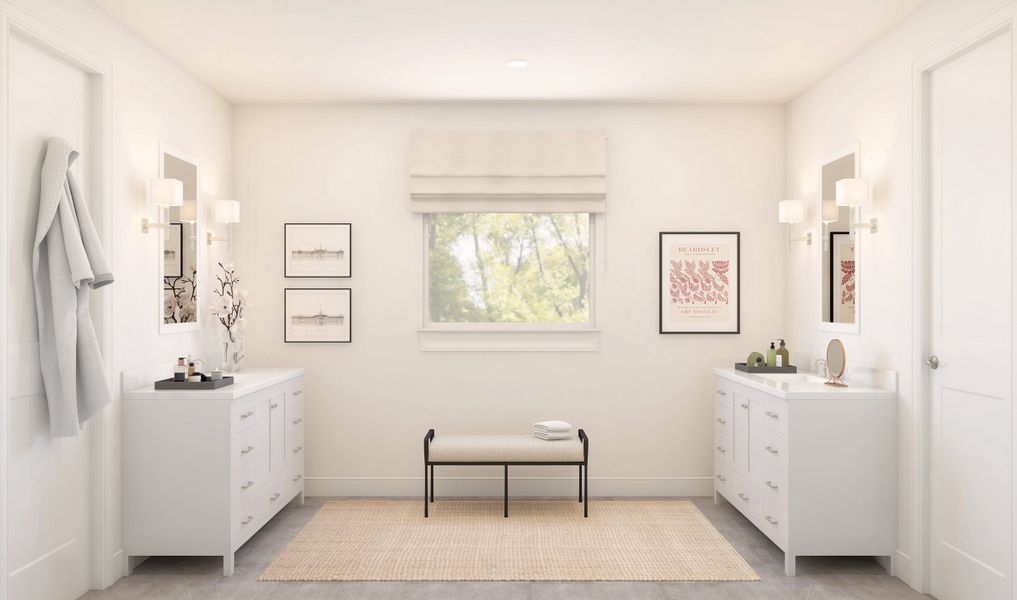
[417, 328, 601, 352]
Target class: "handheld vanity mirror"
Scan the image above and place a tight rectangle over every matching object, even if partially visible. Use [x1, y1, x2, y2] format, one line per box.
[825, 338, 847, 387]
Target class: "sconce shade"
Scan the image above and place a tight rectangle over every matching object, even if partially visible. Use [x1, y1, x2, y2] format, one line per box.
[150, 178, 183, 207]
[214, 200, 240, 224]
[822, 199, 840, 223]
[178, 199, 197, 223]
[778, 200, 805, 224]
[836, 178, 870, 207]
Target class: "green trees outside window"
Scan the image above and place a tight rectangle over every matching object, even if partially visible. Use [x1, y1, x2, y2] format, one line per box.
[427, 213, 591, 324]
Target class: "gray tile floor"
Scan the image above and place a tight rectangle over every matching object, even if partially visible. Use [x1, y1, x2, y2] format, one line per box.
[80, 497, 930, 600]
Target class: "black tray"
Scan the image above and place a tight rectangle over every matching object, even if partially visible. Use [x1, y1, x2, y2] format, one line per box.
[154, 376, 234, 390]
[734, 363, 798, 374]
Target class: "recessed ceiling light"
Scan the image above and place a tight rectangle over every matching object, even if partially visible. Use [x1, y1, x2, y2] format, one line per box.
[506, 59, 530, 69]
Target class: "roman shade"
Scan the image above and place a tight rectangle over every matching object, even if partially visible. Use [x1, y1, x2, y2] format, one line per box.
[409, 131, 607, 213]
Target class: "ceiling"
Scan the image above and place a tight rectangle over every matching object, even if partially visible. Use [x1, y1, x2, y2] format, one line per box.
[92, 0, 926, 103]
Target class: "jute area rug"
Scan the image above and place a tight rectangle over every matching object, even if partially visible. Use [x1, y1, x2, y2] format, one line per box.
[258, 499, 759, 582]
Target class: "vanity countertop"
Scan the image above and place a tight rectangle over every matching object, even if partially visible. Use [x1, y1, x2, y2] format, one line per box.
[714, 367, 895, 400]
[124, 367, 304, 401]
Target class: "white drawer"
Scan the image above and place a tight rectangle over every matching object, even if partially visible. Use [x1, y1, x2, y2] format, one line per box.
[714, 431, 732, 466]
[760, 461, 787, 505]
[760, 426, 788, 470]
[231, 398, 260, 434]
[286, 380, 305, 408]
[265, 483, 288, 520]
[714, 460, 731, 497]
[231, 495, 263, 547]
[288, 427, 305, 459]
[728, 475, 763, 523]
[759, 497, 788, 550]
[762, 396, 787, 433]
[714, 400, 732, 438]
[231, 426, 260, 470]
[714, 380, 733, 408]
[288, 402, 305, 433]
[288, 461, 305, 492]
[231, 461, 260, 507]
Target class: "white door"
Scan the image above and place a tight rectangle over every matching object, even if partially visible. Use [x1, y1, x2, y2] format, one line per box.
[928, 30, 1012, 600]
[6, 33, 96, 600]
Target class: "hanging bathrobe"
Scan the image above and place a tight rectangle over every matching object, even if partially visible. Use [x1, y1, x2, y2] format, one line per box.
[33, 137, 114, 437]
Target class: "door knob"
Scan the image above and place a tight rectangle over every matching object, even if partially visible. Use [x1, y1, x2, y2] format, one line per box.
[926, 355, 940, 370]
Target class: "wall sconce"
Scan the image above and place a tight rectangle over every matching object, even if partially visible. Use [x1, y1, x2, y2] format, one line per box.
[836, 178, 878, 233]
[141, 178, 183, 233]
[207, 200, 240, 246]
[822, 199, 840, 224]
[778, 200, 812, 247]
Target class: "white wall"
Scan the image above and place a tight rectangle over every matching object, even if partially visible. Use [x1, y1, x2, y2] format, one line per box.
[233, 103, 785, 498]
[783, 0, 1008, 590]
[4, 0, 233, 588]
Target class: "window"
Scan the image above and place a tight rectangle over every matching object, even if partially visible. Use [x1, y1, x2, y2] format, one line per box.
[425, 213, 593, 327]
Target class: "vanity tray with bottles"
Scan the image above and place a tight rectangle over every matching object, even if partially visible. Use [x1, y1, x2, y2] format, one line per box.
[735, 339, 798, 373]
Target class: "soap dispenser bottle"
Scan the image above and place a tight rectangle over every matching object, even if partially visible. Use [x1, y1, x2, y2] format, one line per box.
[766, 342, 777, 367]
[776, 339, 790, 368]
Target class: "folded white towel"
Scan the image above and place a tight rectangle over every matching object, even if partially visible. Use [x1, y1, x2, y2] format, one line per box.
[533, 431, 572, 441]
[533, 420, 572, 433]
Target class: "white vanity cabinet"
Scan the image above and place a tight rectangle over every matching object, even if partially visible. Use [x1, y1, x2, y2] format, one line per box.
[124, 368, 305, 575]
[713, 368, 896, 576]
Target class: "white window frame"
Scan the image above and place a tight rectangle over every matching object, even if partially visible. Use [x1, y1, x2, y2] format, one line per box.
[418, 213, 603, 351]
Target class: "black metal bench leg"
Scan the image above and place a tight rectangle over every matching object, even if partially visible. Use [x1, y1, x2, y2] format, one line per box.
[430, 465, 434, 503]
[583, 461, 588, 518]
[579, 465, 583, 502]
[424, 463, 429, 518]
[504, 464, 509, 518]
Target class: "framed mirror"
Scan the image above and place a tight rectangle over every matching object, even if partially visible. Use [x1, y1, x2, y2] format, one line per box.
[159, 143, 202, 334]
[817, 143, 860, 334]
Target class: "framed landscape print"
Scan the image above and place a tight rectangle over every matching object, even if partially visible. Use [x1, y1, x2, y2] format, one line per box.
[284, 223, 352, 278]
[830, 232, 856, 324]
[659, 231, 740, 334]
[164, 223, 183, 277]
[285, 288, 352, 343]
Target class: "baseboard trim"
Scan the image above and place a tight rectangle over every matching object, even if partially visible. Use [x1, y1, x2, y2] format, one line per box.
[893, 549, 915, 590]
[305, 476, 713, 498]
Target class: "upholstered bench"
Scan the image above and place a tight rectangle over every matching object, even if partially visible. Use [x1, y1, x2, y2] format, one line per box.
[423, 429, 589, 518]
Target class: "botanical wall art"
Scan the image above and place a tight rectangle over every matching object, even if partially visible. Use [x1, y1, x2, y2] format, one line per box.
[659, 231, 740, 334]
[830, 232, 855, 324]
[285, 223, 352, 278]
[285, 288, 352, 343]
[164, 222, 183, 277]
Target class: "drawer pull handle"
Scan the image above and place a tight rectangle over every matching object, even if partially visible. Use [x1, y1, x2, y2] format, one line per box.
[293, 446, 303, 454]
[293, 474, 303, 482]
[715, 418, 726, 424]
[765, 480, 779, 491]
[765, 515, 779, 525]
[738, 493, 749, 501]
[241, 480, 255, 490]
[240, 410, 254, 419]
[241, 446, 255, 455]
[765, 411, 779, 419]
[715, 446, 726, 454]
[716, 390, 726, 396]
[241, 515, 254, 525]
[765, 445, 779, 455]
[270, 493, 281, 501]
[293, 390, 303, 396]
[740, 403, 748, 409]
[716, 474, 726, 482]
[270, 403, 279, 410]
[292, 418, 303, 425]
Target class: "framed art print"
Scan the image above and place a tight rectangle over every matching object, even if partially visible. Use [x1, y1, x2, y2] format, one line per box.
[284, 223, 352, 278]
[659, 231, 740, 334]
[830, 232, 856, 324]
[164, 222, 183, 278]
[285, 288, 351, 343]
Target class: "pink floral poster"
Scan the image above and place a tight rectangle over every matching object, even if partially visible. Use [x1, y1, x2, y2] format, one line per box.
[831, 233, 856, 323]
[659, 232, 740, 333]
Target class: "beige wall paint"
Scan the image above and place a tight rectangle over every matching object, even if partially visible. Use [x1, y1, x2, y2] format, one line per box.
[233, 103, 786, 498]
[783, 0, 1008, 589]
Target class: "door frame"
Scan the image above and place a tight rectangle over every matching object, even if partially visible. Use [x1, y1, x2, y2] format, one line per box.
[0, 2, 116, 596]
[911, 4, 1017, 594]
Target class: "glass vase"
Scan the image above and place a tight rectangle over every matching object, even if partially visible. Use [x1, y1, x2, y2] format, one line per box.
[222, 328, 245, 373]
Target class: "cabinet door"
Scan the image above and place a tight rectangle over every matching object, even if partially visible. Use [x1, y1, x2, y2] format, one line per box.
[747, 395, 767, 487]
[268, 392, 286, 474]
[732, 389, 751, 472]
